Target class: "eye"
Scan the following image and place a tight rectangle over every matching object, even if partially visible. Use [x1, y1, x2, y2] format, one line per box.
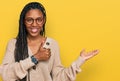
[37, 18, 43, 22]
[26, 18, 33, 23]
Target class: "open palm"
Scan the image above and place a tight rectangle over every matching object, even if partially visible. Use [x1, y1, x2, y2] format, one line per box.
[80, 49, 99, 60]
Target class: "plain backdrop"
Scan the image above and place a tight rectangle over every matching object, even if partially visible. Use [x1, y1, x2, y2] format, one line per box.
[0, 0, 120, 81]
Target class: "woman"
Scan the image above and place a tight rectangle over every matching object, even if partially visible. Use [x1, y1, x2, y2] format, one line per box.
[0, 2, 99, 81]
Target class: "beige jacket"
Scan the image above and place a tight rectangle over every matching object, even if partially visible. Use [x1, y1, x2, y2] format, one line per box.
[0, 38, 85, 81]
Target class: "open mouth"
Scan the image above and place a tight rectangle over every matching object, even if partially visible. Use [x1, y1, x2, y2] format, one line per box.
[31, 28, 39, 33]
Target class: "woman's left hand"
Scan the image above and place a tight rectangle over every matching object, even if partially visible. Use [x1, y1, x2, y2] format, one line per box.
[80, 49, 99, 61]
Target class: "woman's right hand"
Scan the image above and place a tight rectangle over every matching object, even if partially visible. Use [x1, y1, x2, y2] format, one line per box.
[34, 41, 51, 61]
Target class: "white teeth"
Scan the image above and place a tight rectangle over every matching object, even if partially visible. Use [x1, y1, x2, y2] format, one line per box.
[31, 28, 38, 33]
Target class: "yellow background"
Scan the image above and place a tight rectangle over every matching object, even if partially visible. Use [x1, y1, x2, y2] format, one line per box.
[0, 0, 120, 81]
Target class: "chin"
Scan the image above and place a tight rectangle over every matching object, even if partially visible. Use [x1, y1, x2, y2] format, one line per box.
[29, 32, 40, 37]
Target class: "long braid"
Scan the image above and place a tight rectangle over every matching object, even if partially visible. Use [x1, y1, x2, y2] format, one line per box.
[14, 2, 46, 81]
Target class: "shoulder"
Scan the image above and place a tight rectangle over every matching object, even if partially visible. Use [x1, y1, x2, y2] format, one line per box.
[46, 37, 60, 54]
[8, 38, 16, 42]
[47, 37, 58, 44]
[7, 38, 16, 47]
[46, 37, 59, 47]
[7, 38, 16, 44]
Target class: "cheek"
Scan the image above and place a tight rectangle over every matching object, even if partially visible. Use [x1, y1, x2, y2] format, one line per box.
[38, 23, 44, 29]
[25, 24, 30, 30]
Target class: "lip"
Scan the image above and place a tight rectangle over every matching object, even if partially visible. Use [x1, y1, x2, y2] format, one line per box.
[30, 28, 39, 33]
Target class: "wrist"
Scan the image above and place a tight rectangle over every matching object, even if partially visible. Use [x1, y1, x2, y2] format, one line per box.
[31, 55, 38, 65]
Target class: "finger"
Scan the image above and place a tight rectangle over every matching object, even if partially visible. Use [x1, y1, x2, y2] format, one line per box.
[39, 37, 47, 48]
[93, 50, 99, 55]
[49, 51, 51, 56]
[46, 51, 51, 56]
[80, 49, 85, 54]
[87, 50, 99, 57]
[45, 53, 50, 59]
[39, 47, 46, 52]
[41, 37, 47, 48]
[46, 48, 50, 51]
[36, 41, 45, 53]
[43, 48, 50, 53]
[80, 49, 86, 56]
[37, 42, 45, 52]
[48, 53, 51, 58]
[40, 40, 45, 48]
[45, 49, 51, 53]
[46, 52, 49, 55]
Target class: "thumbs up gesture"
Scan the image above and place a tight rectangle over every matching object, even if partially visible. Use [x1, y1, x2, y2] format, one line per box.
[34, 40, 51, 61]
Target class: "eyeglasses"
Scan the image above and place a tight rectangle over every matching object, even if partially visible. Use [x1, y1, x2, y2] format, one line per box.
[25, 17, 44, 25]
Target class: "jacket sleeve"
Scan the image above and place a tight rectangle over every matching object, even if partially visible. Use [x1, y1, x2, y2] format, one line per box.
[52, 41, 85, 81]
[0, 39, 35, 81]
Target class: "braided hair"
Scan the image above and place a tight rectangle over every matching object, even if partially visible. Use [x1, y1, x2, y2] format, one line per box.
[14, 2, 46, 81]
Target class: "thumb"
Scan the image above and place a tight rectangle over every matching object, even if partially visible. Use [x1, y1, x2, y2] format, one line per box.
[36, 40, 45, 53]
[80, 49, 86, 56]
[40, 40, 45, 49]
[80, 49, 85, 54]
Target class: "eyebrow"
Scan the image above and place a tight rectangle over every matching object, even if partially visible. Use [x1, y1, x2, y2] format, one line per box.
[25, 16, 43, 19]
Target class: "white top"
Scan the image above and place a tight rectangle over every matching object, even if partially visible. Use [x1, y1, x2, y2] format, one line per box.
[0, 37, 85, 81]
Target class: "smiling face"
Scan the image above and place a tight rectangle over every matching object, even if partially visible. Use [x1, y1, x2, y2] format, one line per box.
[24, 9, 45, 37]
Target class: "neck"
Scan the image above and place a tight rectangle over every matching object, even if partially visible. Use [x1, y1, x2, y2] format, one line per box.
[27, 35, 43, 42]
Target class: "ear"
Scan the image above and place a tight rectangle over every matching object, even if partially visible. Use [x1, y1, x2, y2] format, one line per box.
[42, 17, 46, 24]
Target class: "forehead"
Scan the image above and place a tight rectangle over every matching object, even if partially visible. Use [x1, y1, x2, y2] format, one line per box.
[25, 9, 43, 18]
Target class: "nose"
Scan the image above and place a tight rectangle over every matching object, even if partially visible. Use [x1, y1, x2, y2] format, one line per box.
[32, 20, 37, 26]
